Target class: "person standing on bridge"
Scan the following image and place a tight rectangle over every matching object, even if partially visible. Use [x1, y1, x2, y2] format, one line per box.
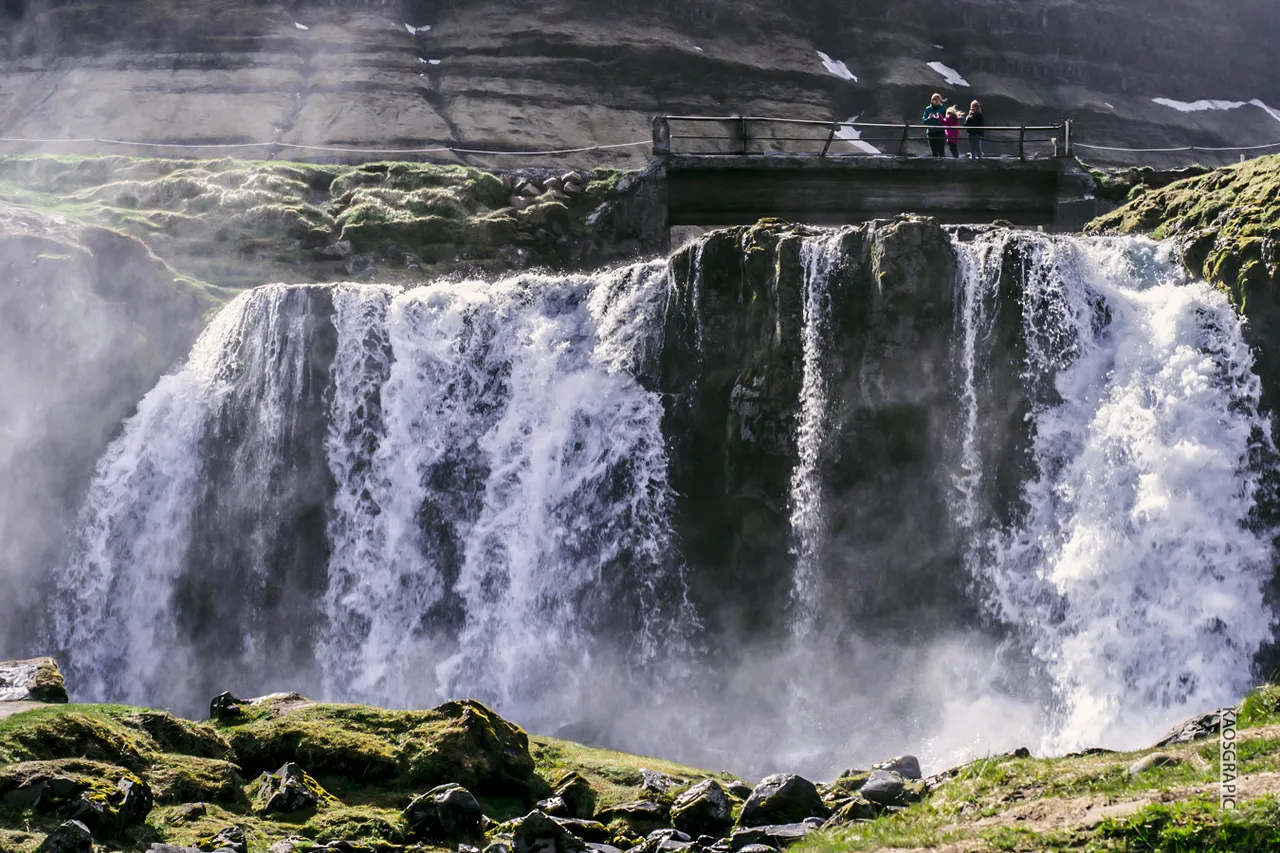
[923, 93, 947, 157]
[944, 106, 962, 158]
[965, 100, 985, 159]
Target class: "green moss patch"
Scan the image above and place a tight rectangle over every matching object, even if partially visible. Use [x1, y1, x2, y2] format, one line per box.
[0, 155, 633, 294]
[1096, 795, 1280, 852]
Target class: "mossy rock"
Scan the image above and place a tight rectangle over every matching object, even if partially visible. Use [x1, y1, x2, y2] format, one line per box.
[223, 711, 400, 783]
[0, 706, 156, 768]
[149, 755, 247, 806]
[401, 700, 536, 796]
[0, 657, 69, 703]
[304, 804, 405, 845]
[127, 710, 232, 759]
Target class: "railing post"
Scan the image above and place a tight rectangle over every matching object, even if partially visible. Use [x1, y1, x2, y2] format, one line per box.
[652, 115, 671, 158]
[739, 115, 748, 155]
[898, 122, 910, 157]
[1064, 120, 1073, 157]
[820, 123, 837, 158]
[1019, 123, 1026, 160]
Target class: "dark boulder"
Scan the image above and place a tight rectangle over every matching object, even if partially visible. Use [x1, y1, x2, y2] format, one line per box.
[671, 780, 732, 837]
[208, 692, 246, 722]
[403, 783, 484, 841]
[596, 799, 670, 835]
[738, 775, 827, 828]
[821, 796, 877, 826]
[198, 826, 246, 853]
[253, 763, 329, 814]
[538, 795, 570, 816]
[729, 823, 815, 850]
[37, 820, 93, 853]
[511, 810, 589, 853]
[858, 770, 924, 807]
[553, 771, 597, 820]
[68, 776, 153, 836]
[551, 818, 611, 843]
[870, 755, 922, 781]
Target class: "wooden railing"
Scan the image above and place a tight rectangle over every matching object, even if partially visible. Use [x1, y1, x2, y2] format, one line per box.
[652, 115, 1072, 159]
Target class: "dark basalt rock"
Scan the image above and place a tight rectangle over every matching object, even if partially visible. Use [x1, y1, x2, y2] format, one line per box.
[671, 780, 732, 837]
[870, 755, 922, 781]
[822, 796, 878, 826]
[511, 810, 589, 853]
[253, 763, 327, 815]
[403, 783, 484, 841]
[737, 774, 827, 828]
[37, 820, 94, 853]
[729, 823, 816, 849]
[198, 826, 246, 853]
[1153, 709, 1230, 747]
[68, 776, 153, 837]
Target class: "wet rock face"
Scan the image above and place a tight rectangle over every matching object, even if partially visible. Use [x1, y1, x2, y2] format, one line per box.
[737, 774, 827, 827]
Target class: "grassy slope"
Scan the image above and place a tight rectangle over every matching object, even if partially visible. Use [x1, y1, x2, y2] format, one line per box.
[0, 155, 623, 294]
[2, 686, 1279, 852]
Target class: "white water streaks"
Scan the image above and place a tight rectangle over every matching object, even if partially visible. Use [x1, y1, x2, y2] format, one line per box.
[817, 51, 857, 82]
[1152, 98, 1280, 125]
[318, 264, 688, 725]
[927, 61, 970, 87]
[51, 286, 316, 703]
[788, 232, 846, 635]
[955, 233, 1276, 753]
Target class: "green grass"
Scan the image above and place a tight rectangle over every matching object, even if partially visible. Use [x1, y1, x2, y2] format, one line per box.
[1093, 795, 1280, 852]
[792, 802, 960, 852]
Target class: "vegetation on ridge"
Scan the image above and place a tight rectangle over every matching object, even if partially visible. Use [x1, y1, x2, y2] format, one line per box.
[0, 155, 630, 294]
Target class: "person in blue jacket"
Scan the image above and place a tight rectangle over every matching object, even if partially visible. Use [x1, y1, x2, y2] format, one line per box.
[922, 93, 947, 158]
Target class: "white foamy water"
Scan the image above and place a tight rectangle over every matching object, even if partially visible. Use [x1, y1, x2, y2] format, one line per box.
[317, 264, 687, 726]
[51, 286, 315, 702]
[955, 233, 1276, 752]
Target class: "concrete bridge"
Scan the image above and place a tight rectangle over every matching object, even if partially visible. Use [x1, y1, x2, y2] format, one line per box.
[650, 115, 1100, 231]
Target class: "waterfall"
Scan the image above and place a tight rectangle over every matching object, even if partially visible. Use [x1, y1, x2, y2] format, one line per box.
[53, 268, 690, 728]
[51, 286, 323, 703]
[47, 225, 1279, 769]
[954, 233, 1277, 751]
[788, 232, 844, 633]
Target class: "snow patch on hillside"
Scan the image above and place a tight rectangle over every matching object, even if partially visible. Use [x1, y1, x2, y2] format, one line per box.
[927, 61, 969, 87]
[817, 51, 857, 82]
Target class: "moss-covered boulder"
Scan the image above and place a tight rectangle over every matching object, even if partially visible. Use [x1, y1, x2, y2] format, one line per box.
[218, 697, 536, 794]
[0, 659, 69, 704]
[250, 762, 336, 815]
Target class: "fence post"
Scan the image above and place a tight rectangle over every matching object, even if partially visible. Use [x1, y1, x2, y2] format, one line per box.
[820, 123, 837, 158]
[898, 123, 910, 157]
[739, 115, 748, 155]
[652, 115, 671, 158]
[1064, 120, 1073, 157]
[1019, 124, 1026, 160]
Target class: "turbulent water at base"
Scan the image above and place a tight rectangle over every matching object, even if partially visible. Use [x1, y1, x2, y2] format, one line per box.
[955, 233, 1277, 753]
[48, 228, 1278, 771]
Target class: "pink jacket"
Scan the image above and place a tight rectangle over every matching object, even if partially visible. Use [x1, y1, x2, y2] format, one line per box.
[943, 114, 959, 142]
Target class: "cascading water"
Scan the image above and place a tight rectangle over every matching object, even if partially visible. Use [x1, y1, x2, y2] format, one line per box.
[53, 267, 692, 730]
[788, 232, 844, 634]
[954, 232, 1277, 752]
[47, 224, 1279, 772]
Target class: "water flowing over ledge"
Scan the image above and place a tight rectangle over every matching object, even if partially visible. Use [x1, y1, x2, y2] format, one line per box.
[49, 222, 1279, 775]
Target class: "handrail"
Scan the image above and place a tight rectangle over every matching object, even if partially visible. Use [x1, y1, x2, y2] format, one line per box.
[652, 114, 1069, 159]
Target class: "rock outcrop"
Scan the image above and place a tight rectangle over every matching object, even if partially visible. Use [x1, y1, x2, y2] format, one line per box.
[0, 0, 1276, 167]
[0, 657, 68, 703]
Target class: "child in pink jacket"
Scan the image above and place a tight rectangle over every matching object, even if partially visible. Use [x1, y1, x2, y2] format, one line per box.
[944, 107, 961, 158]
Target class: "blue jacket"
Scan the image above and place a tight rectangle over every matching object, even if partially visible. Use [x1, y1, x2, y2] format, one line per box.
[922, 103, 946, 136]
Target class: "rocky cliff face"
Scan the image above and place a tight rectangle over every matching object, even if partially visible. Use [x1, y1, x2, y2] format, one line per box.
[1, 0, 1277, 167]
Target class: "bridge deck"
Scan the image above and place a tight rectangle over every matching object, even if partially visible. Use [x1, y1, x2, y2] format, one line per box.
[665, 154, 1071, 228]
